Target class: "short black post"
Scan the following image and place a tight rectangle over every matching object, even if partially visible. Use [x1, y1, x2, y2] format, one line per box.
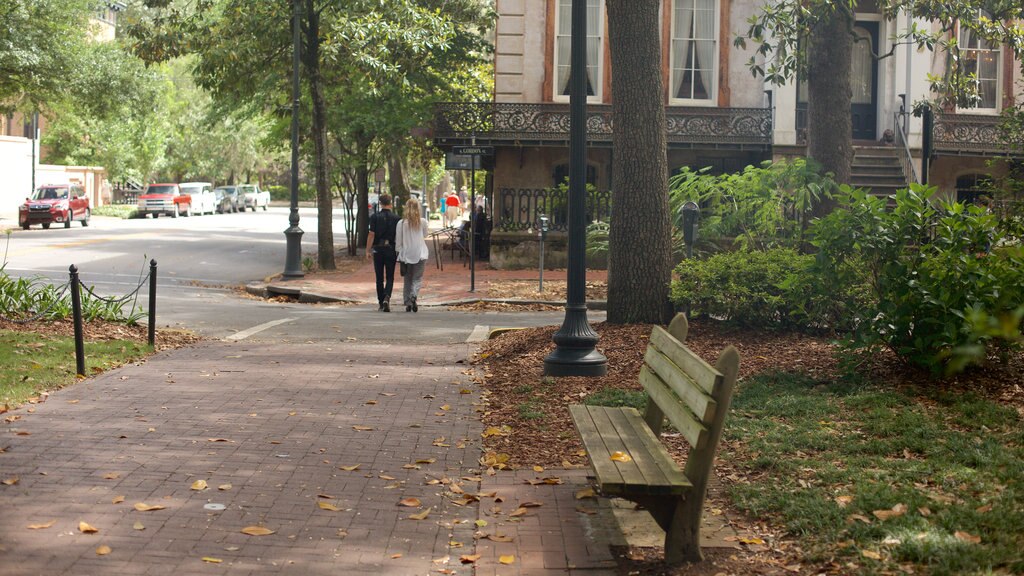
[148, 259, 157, 346]
[69, 265, 85, 377]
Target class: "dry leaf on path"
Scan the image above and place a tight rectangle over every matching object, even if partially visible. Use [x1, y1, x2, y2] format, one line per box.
[241, 526, 275, 536]
[390, 553, 403, 559]
[133, 522, 145, 530]
[112, 496, 125, 504]
[78, 521, 99, 534]
[459, 554, 481, 564]
[2, 476, 18, 486]
[218, 484, 232, 491]
[134, 503, 166, 512]
[191, 480, 208, 491]
[339, 464, 361, 471]
[398, 497, 422, 507]
[27, 520, 56, 530]
[575, 488, 595, 500]
[95, 545, 111, 555]
[499, 555, 515, 565]
[201, 557, 223, 564]
[318, 502, 341, 511]
[409, 508, 431, 520]
[353, 426, 373, 431]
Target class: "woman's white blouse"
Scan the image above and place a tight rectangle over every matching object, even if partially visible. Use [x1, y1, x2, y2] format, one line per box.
[396, 220, 430, 263]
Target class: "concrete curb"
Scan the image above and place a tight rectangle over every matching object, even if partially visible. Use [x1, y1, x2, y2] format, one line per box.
[258, 282, 608, 309]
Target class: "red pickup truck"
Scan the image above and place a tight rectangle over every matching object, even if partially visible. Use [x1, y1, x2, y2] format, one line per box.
[137, 183, 192, 218]
[18, 184, 91, 230]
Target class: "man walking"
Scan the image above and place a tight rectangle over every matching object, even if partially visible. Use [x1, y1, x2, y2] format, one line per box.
[366, 194, 399, 312]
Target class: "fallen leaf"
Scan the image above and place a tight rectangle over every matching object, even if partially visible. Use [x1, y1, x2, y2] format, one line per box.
[409, 508, 431, 520]
[79, 521, 99, 534]
[485, 533, 514, 542]
[976, 504, 992, 514]
[459, 554, 481, 564]
[416, 458, 437, 464]
[398, 497, 422, 507]
[2, 476, 19, 486]
[241, 526, 275, 536]
[96, 545, 111, 555]
[499, 555, 515, 565]
[207, 438, 233, 443]
[739, 537, 765, 545]
[191, 480, 208, 491]
[380, 474, 397, 480]
[872, 503, 908, 521]
[918, 506, 931, 516]
[27, 520, 56, 530]
[352, 426, 373, 431]
[847, 514, 872, 524]
[201, 557, 223, 564]
[133, 522, 145, 530]
[509, 507, 528, 517]
[317, 493, 336, 499]
[318, 502, 341, 511]
[112, 496, 125, 504]
[102, 472, 120, 480]
[862, 550, 882, 560]
[390, 553, 403, 559]
[218, 484, 232, 491]
[134, 503, 166, 512]
[575, 488, 595, 500]
[474, 519, 487, 528]
[338, 464, 361, 471]
[519, 501, 543, 508]
[610, 451, 632, 462]
[835, 495, 853, 508]
[955, 531, 981, 544]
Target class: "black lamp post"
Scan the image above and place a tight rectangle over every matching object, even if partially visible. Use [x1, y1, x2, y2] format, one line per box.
[282, 0, 304, 279]
[544, 0, 606, 377]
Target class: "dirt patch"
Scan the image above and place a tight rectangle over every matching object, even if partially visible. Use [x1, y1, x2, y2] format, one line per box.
[485, 278, 607, 301]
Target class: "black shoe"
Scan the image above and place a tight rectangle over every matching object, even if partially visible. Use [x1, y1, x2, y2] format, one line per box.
[378, 302, 384, 311]
[406, 305, 412, 312]
[383, 299, 390, 313]
[412, 297, 418, 313]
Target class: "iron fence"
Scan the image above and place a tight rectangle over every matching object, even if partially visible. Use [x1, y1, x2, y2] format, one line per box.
[496, 187, 611, 233]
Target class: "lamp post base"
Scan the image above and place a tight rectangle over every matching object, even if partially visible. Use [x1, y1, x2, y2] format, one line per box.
[543, 305, 607, 377]
[282, 225, 304, 279]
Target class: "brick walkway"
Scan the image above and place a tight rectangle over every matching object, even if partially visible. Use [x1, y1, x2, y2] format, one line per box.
[0, 341, 620, 575]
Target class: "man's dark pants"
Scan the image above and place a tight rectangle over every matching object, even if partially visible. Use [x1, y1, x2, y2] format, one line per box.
[373, 248, 397, 306]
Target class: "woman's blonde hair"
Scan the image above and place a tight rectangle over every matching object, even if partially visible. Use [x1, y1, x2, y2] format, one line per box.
[405, 198, 422, 229]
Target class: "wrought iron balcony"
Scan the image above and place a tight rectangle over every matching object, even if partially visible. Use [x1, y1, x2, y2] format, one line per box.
[931, 112, 1022, 157]
[433, 102, 772, 150]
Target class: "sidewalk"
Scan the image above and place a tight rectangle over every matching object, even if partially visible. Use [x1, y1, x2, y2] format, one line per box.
[0, 340, 619, 575]
[255, 252, 609, 308]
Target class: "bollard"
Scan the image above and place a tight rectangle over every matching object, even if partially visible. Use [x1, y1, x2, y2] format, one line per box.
[69, 265, 85, 377]
[538, 214, 549, 293]
[148, 259, 157, 346]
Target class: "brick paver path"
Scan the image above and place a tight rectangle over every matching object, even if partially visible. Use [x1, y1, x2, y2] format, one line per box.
[1, 341, 616, 575]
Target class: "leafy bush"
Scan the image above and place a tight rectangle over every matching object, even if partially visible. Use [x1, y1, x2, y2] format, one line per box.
[808, 184, 1024, 372]
[91, 205, 138, 219]
[0, 269, 145, 324]
[668, 159, 836, 251]
[670, 248, 826, 329]
[267, 184, 316, 202]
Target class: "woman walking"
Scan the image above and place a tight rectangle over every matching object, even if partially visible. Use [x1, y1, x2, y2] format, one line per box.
[396, 197, 430, 312]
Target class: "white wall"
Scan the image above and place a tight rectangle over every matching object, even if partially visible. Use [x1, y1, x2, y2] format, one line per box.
[0, 136, 34, 218]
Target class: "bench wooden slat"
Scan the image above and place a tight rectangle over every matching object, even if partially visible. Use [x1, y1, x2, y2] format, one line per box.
[649, 326, 723, 395]
[604, 407, 690, 495]
[643, 347, 717, 425]
[639, 365, 708, 450]
[568, 404, 626, 492]
[585, 405, 651, 491]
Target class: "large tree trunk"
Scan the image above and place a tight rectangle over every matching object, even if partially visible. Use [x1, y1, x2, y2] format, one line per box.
[304, 0, 335, 270]
[355, 135, 372, 250]
[606, 0, 673, 325]
[388, 151, 410, 211]
[807, 8, 853, 215]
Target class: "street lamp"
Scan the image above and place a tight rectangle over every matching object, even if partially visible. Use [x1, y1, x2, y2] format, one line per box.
[282, 0, 304, 279]
[543, 0, 606, 377]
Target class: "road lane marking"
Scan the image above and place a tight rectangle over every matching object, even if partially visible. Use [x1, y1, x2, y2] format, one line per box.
[466, 325, 489, 343]
[226, 318, 296, 341]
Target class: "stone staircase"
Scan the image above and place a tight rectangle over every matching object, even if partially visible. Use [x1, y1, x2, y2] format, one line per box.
[851, 145, 909, 197]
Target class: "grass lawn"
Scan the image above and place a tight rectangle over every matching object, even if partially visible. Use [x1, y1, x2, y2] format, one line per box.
[725, 372, 1024, 575]
[1, 329, 151, 407]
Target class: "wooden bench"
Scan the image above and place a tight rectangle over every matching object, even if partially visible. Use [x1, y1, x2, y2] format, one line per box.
[569, 313, 739, 564]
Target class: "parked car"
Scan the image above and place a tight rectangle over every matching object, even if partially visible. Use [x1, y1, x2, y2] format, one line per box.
[238, 184, 270, 211]
[137, 183, 191, 218]
[213, 186, 240, 213]
[179, 182, 216, 215]
[18, 184, 91, 230]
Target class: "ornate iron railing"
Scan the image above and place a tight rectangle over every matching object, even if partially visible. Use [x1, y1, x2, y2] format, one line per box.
[932, 112, 1019, 156]
[496, 187, 612, 233]
[434, 102, 772, 148]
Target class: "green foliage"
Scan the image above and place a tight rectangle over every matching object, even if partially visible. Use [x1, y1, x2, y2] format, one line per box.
[726, 371, 1024, 573]
[0, 270, 145, 325]
[670, 248, 833, 330]
[808, 185, 1024, 373]
[91, 205, 139, 219]
[585, 221, 610, 259]
[267, 184, 317, 203]
[668, 159, 835, 252]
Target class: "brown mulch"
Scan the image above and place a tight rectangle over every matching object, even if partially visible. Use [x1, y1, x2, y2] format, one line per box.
[0, 318, 201, 351]
[484, 279, 608, 301]
[471, 317, 1024, 576]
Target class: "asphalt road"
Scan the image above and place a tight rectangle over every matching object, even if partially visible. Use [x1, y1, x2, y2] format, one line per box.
[2, 207, 595, 342]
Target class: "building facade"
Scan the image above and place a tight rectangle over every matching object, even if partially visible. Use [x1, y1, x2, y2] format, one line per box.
[432, 0, 1022, 264]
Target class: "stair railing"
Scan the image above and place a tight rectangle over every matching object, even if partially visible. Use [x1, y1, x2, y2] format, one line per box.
[894, 110, 919, 186]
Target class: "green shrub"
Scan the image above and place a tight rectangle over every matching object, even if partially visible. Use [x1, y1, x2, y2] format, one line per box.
[808, 184, 1024, 373]
[267, 184, 316, 202]
[671, 248, 826, 330]
[92, 205, 138, 219]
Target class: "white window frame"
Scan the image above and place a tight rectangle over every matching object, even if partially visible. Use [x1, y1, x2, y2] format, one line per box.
[669, 0, 720, 106]
[553, 0, 604, 103]
[958, 10, 1001, 114]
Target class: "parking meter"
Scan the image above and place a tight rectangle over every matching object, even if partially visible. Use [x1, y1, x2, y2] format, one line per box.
[681, 202, 699, 257]
[538, 214, 550, 292]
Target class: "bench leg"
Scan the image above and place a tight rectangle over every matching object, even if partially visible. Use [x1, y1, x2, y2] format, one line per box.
[663, 496, 703, 564]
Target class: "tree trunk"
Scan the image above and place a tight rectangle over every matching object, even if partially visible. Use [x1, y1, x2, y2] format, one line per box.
[304, 0, 335, 270]
[388, 151, 410, 211]
[355, 135, 372, 250]
[606, 0, 673, 325]
[807, 8, 853, 215]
